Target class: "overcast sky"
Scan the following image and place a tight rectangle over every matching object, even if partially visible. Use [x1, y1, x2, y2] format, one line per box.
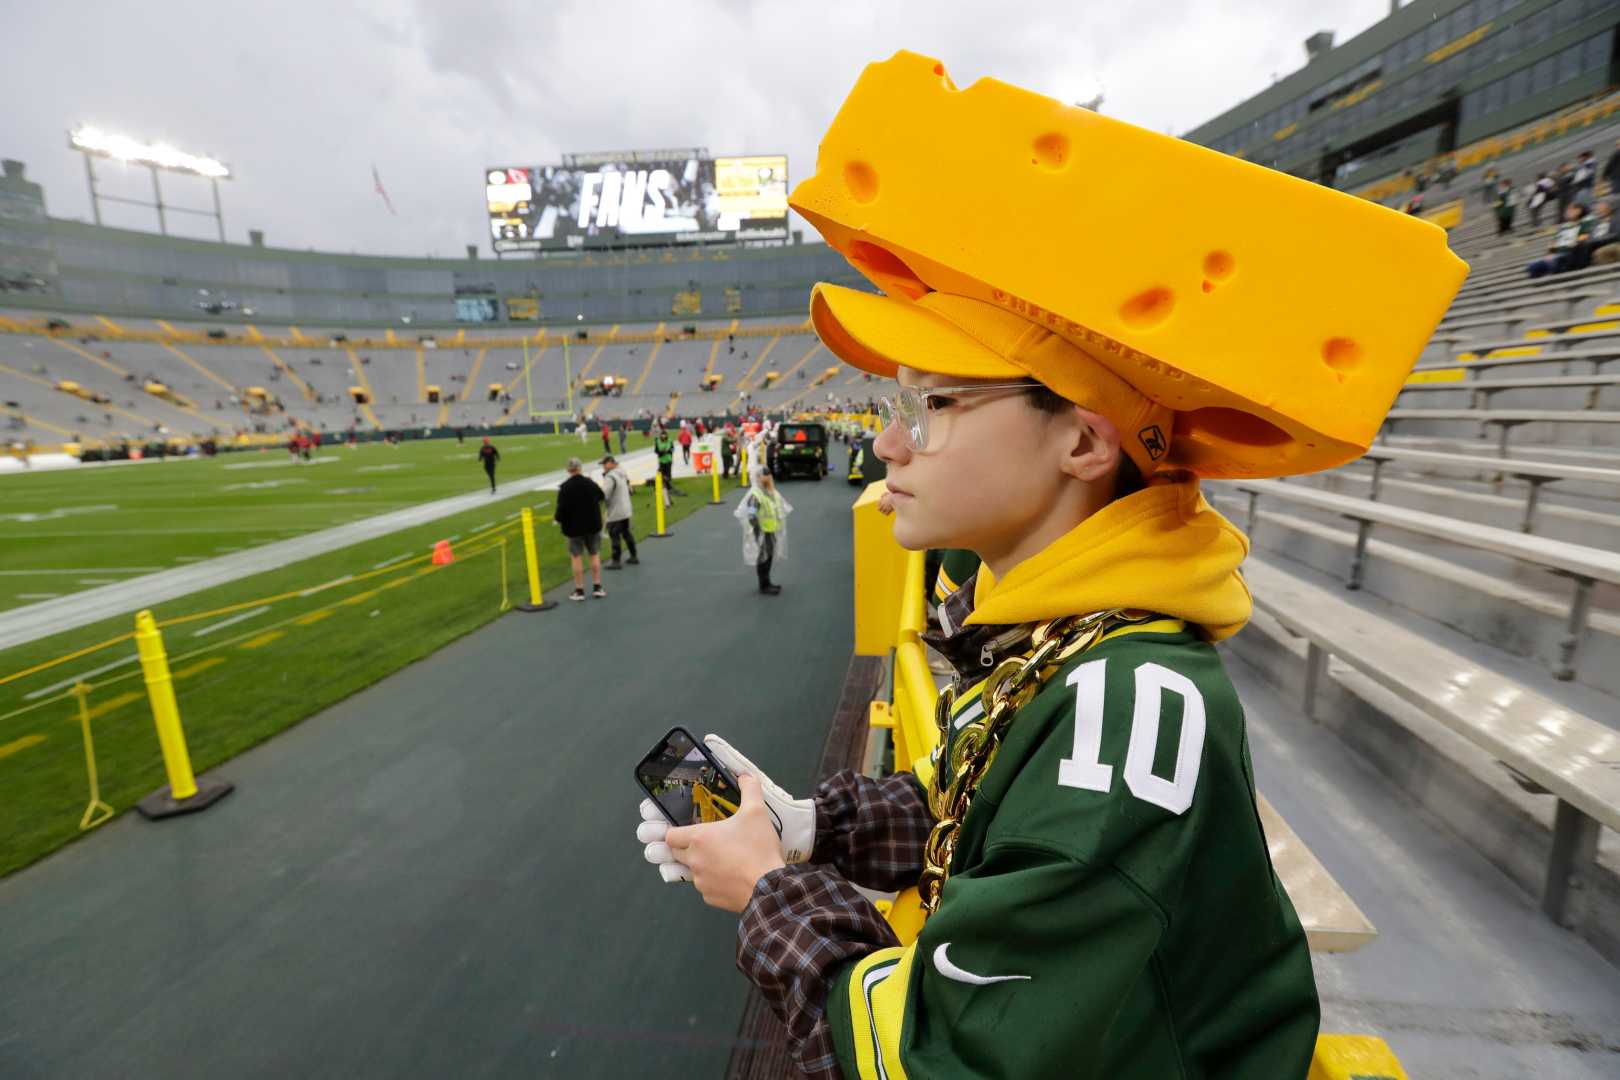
[2, 0, 1393, 259]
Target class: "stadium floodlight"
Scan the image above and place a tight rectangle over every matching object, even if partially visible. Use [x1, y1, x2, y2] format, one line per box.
[68, 125, 232, 241]
[70, 126, 230, 179]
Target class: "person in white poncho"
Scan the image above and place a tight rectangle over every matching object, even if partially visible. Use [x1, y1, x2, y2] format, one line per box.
[733, 464, 792, 595]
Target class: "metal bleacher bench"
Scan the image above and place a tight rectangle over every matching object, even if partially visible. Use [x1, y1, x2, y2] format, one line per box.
[1357, 445, 1620, 533]
[1242, 558, 1620, 929]
[1413, 346, 1620, 378]
[1382, 407, 1620, 454]
[1398, 372, 1620, 408]
[1231, 478, 1620, 681]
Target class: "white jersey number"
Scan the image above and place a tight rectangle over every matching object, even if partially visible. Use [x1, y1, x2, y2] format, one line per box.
[1058, 659, 1206, 815]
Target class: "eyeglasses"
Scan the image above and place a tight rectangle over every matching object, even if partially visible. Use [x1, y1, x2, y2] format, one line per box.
[877, 381, 1043, 452]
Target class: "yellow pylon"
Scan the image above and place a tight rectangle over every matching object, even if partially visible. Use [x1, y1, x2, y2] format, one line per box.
[133, 610, 232, 818]
[515, 507, 557, 612]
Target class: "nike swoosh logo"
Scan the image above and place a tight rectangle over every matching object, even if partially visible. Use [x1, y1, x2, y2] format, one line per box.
[932, 943, 1031, 986]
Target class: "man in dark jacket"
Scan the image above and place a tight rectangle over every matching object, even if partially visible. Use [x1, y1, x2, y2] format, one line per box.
[554, 456, 607, 600]
[1604, 139, 1620, 199]
[477, 436, 500, 493]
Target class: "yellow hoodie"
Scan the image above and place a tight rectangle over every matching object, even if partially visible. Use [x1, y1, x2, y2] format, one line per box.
[966, 478, 1252, 642]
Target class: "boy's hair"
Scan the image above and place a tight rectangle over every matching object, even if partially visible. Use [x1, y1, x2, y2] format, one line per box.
[1027, 384, 1146, 499]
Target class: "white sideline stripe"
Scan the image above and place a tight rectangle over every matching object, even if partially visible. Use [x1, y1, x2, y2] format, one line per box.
[222, 457, 339, 470]
[191, 606, 271, 638]
[16, 593, 60, 600]
[0, 568, 164, 576]
[298, 575, 354, 597]
[78, 578, 116, 585]
[24, 653, 139, 700]
[0, 447, 659, 652]
[371, 553, 409, 570]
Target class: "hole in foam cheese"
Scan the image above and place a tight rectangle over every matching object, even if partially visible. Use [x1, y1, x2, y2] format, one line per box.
[789, 50, 1469, 479]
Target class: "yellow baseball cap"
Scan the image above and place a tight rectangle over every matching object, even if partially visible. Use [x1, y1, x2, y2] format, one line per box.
[810, 282, 1174, 476]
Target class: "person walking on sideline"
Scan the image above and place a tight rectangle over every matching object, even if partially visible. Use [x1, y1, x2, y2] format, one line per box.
[601, 423, 612, 456]
[654, 425, 679, 504]
[599, 454, 640, 568]
[554, 457, 607, 600]
[678, 420, 694, 465]
[477, 436, 500, 493]
[735, 468, 790, 595]
[618, 420, 630, 454]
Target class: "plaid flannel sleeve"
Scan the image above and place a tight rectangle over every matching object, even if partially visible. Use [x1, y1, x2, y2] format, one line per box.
[738, 865, 900, 1080]
[810, 769, 933, 892]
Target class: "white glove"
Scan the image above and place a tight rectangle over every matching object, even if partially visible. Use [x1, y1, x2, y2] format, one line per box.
[702, 734, 815, 864]
[637, 798, 692, 884]
[635, 734, 817, 885]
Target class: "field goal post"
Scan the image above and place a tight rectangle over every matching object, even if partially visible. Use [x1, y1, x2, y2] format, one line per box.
[520, 335, 576, 432]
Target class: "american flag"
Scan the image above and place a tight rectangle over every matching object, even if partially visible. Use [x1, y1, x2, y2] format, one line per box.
[372, 164, 396, 216]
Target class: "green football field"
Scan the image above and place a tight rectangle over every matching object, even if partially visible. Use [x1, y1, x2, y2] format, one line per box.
[0, 432, 647, 613]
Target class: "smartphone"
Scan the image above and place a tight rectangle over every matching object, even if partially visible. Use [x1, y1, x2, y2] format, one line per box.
[635, 726, 742, 828]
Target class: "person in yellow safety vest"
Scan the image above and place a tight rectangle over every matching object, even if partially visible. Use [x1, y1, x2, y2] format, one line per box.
[733, 467, 792, 595]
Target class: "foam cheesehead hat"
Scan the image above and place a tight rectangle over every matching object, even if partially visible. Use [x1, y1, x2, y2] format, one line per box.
[810, 284, 1174, 476]
[791, 50, 1470, 479]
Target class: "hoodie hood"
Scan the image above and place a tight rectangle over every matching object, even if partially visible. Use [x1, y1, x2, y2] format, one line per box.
[966, 478, 1252, 642]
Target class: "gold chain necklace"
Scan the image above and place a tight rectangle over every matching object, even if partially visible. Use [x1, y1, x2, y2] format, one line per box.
[917, 608, 1150, 915]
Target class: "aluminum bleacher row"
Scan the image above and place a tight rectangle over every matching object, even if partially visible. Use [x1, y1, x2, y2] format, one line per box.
[0, 313, 866, 447]
[1213, 127, 1620, 965]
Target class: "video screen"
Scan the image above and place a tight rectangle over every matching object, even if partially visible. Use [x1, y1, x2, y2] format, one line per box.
[486, 154, 787, 253]
[636, 728, 740, 827]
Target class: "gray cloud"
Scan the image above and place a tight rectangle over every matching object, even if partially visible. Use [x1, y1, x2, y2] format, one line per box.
[0, 0, 1388, 258]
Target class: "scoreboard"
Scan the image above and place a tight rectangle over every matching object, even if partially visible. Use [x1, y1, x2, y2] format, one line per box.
[486, 153, 788, 253]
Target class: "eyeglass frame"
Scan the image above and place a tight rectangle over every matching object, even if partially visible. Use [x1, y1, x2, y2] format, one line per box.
[877, 380, 1045, 453]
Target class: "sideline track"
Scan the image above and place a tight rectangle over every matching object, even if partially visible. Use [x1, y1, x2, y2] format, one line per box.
[0, 446, 666, 653]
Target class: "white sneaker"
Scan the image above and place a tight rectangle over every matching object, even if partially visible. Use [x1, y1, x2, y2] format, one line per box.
[592, 585, 607, 598]
[570, 589, 586, 602]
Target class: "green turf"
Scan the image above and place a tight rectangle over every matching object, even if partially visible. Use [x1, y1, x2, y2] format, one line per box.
[0, 469, 732, 877]
[0, 432, 653, 612]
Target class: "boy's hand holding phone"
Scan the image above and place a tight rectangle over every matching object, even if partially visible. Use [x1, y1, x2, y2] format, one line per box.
[666, 774, 788, 913]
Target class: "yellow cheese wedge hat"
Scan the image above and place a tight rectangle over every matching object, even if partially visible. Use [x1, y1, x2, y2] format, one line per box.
[810, 283, 1175, 477]
[791, 50, 1470, 479]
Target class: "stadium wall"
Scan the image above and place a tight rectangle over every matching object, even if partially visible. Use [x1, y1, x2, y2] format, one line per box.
[0, 194, 867, 328]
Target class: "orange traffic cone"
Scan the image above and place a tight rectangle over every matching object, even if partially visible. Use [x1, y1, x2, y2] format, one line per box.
[431, 539, 455, 565]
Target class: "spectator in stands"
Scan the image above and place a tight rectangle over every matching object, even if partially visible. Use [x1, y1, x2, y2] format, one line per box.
[1527, 172, 1553, 228]
[1573, 149, 1598, 204]
[554, 457, 606, 600]
[598, 454, 639, 569]
[1554, 162, 1576, 221]
[1578, 201, 1617, 268]
[1479, 166, 1498, 206]
[1527, 203, 1589, 279]
[1604, 139, 1620, 199]
[1494, 177, 1519, 236]
[478, 436, 499, 493]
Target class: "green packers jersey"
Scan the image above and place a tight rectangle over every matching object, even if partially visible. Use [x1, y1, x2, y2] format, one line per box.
[829, 622, 1319, 1079]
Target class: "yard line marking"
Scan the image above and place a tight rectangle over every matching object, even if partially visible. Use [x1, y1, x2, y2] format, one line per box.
[16, 593, 60, 600]
[371, 553, 410, 570]
[86, 691, 145, 721]
[298, 575, 354, 597]
[444, 534, 461, 542]
[238, 630, 285, 650]
[191, 606, 271, 638]
[172, 657, 227, 680]
[77, 578, 116, 586]
[294, 609, 336, 626]
[174, 556, 206, 563]
[0, 568, 164, 576]
[0, 734, 46, 760]
[0, 504, 119, 524]
[24, 653, 139, 700]
[473, 521, 494, 531]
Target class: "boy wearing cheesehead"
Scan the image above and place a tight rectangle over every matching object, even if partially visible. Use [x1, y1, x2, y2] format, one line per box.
[638, 52, 1466, 1079]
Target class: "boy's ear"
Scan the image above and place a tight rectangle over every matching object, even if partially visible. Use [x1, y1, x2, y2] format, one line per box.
[1061, 405, 1121, 484]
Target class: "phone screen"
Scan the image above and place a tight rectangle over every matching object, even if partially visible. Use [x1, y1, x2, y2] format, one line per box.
[636, 727, 741, 827]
